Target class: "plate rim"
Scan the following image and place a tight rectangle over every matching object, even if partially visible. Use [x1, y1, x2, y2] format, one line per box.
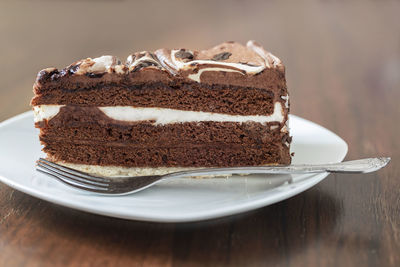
[0, 111, 348, 223]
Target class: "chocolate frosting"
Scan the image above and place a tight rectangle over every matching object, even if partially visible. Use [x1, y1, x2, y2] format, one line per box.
[34, 41, 285, 90]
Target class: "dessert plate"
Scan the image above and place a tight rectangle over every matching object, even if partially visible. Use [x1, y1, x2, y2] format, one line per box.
[0, 112, 347, 222]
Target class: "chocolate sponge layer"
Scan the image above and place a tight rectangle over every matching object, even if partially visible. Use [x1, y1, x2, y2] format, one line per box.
[44, 142, 290, 167]
[32, 81, 287, 116]
[38, 106, 291, 167]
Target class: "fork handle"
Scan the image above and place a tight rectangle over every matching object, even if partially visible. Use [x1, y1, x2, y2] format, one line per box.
[163, 157, 391, 179]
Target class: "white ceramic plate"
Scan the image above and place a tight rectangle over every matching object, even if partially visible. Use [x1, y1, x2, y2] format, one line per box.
[0, 112, 347, 222]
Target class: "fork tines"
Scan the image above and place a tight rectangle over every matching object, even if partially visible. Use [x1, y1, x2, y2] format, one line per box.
[36, 158, 110, 193]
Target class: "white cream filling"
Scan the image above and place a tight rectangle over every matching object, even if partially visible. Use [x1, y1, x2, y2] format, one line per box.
[33, 105, 65, 122]
[33, 102, 285, 124]
[101, 102, 284, 124]
[57, 161, 277, 177]
[58, 162, 199, 177]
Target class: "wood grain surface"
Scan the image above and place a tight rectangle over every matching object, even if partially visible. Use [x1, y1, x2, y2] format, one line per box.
[0, 1, 399, 266]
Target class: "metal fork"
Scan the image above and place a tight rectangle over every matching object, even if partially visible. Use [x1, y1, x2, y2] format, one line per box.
[36, 157, 391, 195]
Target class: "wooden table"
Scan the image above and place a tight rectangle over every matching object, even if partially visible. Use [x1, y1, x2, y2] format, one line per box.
[1, 1, 399, 266]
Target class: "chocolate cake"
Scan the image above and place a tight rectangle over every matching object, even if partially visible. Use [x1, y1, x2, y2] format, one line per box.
[31, 41, 291, 176]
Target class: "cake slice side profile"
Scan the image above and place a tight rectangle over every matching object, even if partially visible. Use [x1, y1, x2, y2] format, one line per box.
[31, 41, 291, 177]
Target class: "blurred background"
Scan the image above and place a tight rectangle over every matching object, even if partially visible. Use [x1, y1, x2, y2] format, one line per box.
[0, 0, 399, 144]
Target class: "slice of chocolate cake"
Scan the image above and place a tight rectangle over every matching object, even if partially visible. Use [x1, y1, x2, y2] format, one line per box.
[31, 41, 291, 176]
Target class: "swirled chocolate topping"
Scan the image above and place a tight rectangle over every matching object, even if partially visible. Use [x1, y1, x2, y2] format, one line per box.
[34, 40, 285, 88]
